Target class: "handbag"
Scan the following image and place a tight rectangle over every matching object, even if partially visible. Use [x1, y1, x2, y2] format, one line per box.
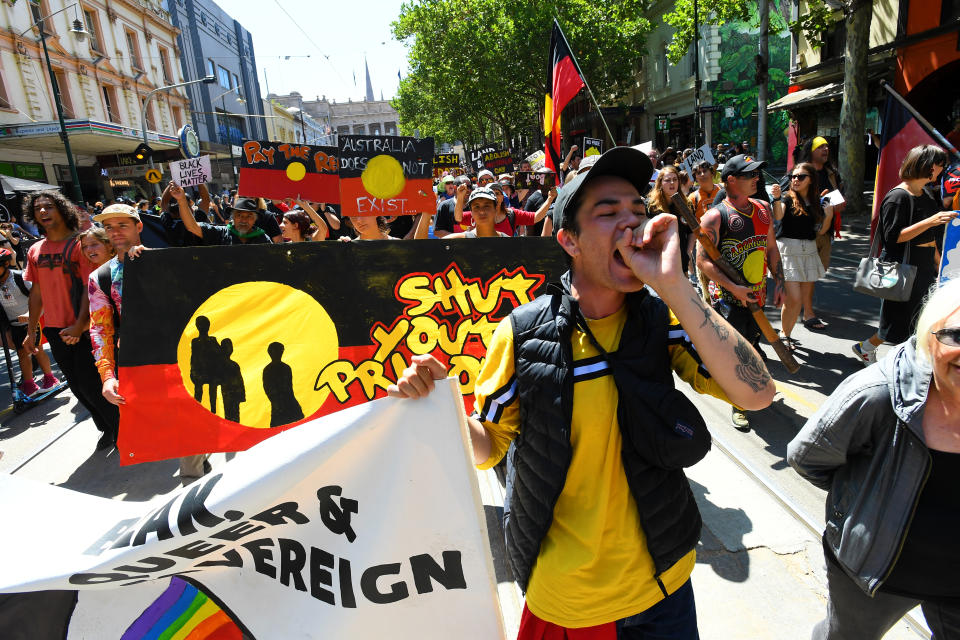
[853, 197, 917, 301]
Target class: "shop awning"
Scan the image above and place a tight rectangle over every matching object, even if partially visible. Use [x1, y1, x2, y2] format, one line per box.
[0, 175, 61, 196]
[767, 82, 844, 112]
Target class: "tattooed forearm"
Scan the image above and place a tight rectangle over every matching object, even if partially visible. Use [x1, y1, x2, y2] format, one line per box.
[690, 294, 730, 341]
[771, 258, 785, 288]
[734, 338, 771, 392]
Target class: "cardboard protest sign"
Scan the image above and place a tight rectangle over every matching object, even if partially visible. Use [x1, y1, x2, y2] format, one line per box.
[168, 155, 211, 188]
[679, 144, 716, 177]
[583, 137, 603, 157]
[940, 217, 960, 284]
[433, 153, 460, 178]
[116, 238, 565, 463]
[338, 135, 434, 216]
[471, 146, 496, 173]
[481, 149, 514, 176]
[515, 171, 557, 190]
[238, 141, 339, 203]
[522, 150, 546, 171]
[0, 383, 506, 639]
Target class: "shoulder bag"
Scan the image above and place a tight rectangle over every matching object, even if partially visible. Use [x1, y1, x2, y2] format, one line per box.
[853, 194, 917, 301]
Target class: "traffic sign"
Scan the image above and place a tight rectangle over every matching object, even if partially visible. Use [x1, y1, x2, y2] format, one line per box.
[145, 168, 162, 183]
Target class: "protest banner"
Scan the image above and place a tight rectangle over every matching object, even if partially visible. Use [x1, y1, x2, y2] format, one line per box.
[433, 153, 460, 178]
[115, 239, 565, 463]
[583, 137, 603, 157]
[338, 135, 434, 216]
[238, 141, 339, 203]
[522, 150, 546, 171]
[168, 155, 211, 188]
[940, 217, 960, 284]
[481, 149, 514, 176]
[514, 171, 556, 190]
[0, 383, 506, 639]
[471, 146, 496, 173]
[679, 144, 716, 177]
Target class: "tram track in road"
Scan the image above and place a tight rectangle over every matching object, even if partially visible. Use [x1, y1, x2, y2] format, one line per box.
[711, 426, 931, 639]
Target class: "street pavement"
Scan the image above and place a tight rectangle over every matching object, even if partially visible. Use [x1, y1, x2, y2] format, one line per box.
[0, 217, 930, 638]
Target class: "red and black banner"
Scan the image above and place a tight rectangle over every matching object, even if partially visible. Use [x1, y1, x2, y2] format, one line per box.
[482, 149, 514, 176]
[433, 153, 461, 178]
[117, 239, 566, 464]
[544, 20, 586, 173]
[338, 135, 435, 216]
[237, 141, 339, 203]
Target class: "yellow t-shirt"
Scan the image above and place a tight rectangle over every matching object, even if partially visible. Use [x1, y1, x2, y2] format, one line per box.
[474, 304, 729, 628]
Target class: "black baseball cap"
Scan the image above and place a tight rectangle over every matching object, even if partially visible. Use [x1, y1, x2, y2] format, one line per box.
[721, 154, 766, 180]
[552, 146, 654, 231]
[231, 197, 260, 213]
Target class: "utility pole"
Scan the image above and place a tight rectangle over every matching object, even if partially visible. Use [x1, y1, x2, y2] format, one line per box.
[693, 0, 702, 147]
[757, 0, 769, 161]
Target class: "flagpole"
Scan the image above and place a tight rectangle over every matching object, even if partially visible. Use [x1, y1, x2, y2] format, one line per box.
[880, 80, 960, 161]
[553, 18, 616, 147]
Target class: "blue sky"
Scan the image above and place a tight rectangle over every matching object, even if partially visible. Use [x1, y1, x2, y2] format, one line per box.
[228, 0, 410, 103]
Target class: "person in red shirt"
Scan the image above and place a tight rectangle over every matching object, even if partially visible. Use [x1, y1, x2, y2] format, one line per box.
[458, 182, 557, 236]
[22, 191, 119, 451]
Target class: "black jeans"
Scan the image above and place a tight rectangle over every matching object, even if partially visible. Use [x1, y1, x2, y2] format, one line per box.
[43, 328, 119, 439]
[814, 549, 960, 639]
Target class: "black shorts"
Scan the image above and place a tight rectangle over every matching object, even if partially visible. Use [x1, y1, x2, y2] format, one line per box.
[6, 323, 39, 350]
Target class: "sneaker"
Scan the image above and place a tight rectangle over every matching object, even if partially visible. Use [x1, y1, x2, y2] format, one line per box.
[18, 379, 40, 398]
[851, 343, 877, 367]
[39, 373, 61, 390]
[731, 407, 751, 432]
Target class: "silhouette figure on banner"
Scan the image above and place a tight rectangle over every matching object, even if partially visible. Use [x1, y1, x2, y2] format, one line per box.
[219, 338, 246, 423]
[262, 341, 303, 427]
[190, 316, 221, 413]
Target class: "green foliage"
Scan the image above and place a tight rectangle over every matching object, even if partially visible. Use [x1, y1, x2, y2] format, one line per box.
[391, 0, 653, 149]
[788, 0, 835, 49]
[710, 21, 792, 165]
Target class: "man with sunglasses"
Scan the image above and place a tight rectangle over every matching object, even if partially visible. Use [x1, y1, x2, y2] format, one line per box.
[697, 155, 785, 431]
[477, 169, 496, 187]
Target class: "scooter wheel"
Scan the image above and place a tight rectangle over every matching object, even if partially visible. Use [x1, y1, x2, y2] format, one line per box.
[13, 401, 27, 414]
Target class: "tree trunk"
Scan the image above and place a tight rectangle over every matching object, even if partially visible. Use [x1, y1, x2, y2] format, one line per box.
[838, 0, 873, 217]
[757, 0, 769, 161]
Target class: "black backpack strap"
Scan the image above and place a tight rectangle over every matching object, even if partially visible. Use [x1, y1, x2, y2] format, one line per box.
[505, 208, 517, 236]
[95, 262, 121, 331]
[12, 270, 29, 297]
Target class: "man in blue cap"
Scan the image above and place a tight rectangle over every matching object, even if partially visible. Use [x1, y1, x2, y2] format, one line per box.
[389, 147, 775, 637]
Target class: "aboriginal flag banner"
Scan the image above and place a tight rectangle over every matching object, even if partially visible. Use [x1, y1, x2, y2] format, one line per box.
[238, 141, 339, 203]
[544, 20, 585, 173]
[117, 239, 566, 464]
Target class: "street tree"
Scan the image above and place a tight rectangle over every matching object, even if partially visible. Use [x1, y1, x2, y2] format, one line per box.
[391, 0, 653, 151]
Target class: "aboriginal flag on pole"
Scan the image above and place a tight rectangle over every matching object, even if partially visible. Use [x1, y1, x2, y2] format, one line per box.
[872, 83, 960, 235]
[544, 20, 586, 173]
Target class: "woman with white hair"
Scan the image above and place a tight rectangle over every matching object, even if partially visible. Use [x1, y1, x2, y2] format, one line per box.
[788, 278, 960, 639]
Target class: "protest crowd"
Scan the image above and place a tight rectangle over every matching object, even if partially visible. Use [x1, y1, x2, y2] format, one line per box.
[1, 13, 960, 640]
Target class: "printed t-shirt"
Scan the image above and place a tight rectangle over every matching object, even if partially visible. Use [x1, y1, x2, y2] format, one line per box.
[24, 237, 95, 328]
[461, 208, 536, 236]
[689, 184, 720, 221]
[710, 199, 771, 307]
[473, 306, 728, 628]
[0, 269, 31, 324]
[88, 256, 123, 382]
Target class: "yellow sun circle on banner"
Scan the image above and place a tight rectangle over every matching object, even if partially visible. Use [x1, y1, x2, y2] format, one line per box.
[361, 154, 406, 199]
[286, 161, 307, 182]
[175, 282, 339, 429]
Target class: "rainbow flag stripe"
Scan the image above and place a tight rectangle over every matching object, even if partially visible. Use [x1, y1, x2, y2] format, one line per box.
[122, 577, 242, 640]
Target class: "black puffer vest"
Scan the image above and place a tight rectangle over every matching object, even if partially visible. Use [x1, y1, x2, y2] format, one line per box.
[504, 274, 708, 593]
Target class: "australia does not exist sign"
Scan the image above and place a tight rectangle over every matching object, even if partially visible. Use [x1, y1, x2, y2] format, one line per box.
[338, 135, 434, 216]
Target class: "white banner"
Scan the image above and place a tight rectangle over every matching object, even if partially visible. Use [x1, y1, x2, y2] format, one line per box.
[680, 144, 717, 177]
[0, 381, 505, 639]
[169, 155, 212, 188]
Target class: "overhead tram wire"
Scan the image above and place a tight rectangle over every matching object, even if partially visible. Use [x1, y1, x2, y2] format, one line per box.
[271, 0, 351, 91]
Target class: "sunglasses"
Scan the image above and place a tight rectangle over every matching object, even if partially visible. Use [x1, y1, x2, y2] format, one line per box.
[932, 327, 960, 348]
[734, 170, 759, 179]
[790, 174, 810, 180]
